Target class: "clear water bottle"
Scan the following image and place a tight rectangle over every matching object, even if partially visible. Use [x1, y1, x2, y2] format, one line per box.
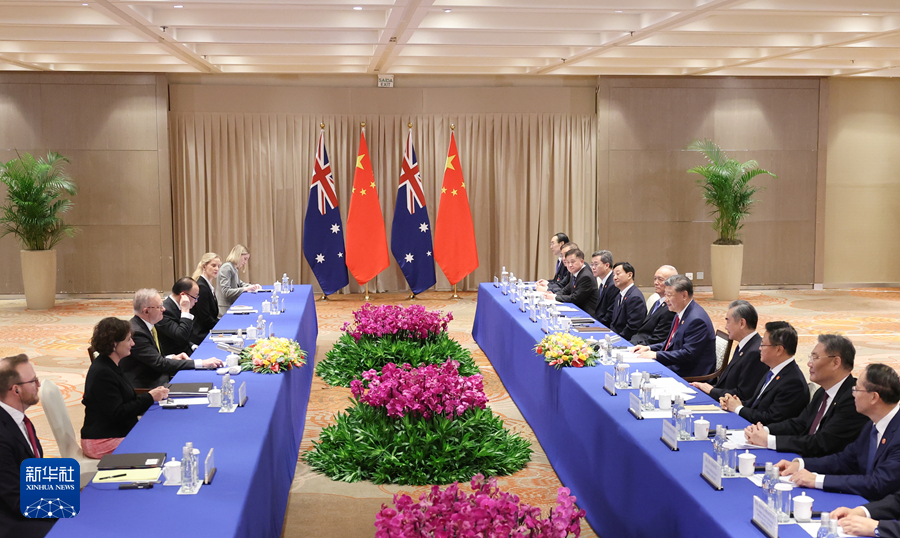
[827, 518, 839, 538]
[282, 273, 290, 293]
[256, 315, 266, 339]
[671, 394, 685, 420]
[500, 266, 509, 292]
[713, 425, 726, 465]
[766, 466, 779, 510]
[179, 443, 193, 494]
[816, 512, 831, 538]
[640, 372, 654, 411]
[761, 462, 773, 491]
[270, 291, 279, 316]
[191, 447, 200, 487]
[222, 373, 233, 409]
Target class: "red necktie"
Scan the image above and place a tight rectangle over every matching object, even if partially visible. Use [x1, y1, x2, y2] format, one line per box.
[22, 415, 41, 458]
[808, 395, 829, 435]
[664, 316, 680, 351]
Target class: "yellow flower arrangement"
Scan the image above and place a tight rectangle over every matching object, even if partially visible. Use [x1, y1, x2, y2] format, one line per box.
[239, 336, 307, 374]
[533, 333, 595, 369]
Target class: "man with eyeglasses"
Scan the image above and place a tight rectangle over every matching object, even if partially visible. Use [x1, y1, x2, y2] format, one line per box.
[0, 354, 56, 537]
[630, 265, 678, 346]
[120, 288, 223, 389]
[157, 277, 200, 357]
[773, 363, 900, 502]
[743, 333, 867, 457]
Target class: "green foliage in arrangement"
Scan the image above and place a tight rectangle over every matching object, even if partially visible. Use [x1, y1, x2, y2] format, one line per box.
[303, 402, 532, 486]
[686, 139, 776, 245]
[0, 151, 78, 251]
[315, 333, 480, 387]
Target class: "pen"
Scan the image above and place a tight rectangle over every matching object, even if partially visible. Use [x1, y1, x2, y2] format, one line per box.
[99, 473, 127, 480]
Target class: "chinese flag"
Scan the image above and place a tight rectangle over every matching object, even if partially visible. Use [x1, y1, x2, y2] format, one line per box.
[434, 131, 479, 286]
[345, 128, 389, 285]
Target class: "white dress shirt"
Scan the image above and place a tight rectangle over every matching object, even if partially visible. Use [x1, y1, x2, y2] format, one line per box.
[735, 357, 795, 416]
[0, 400, 33, 455]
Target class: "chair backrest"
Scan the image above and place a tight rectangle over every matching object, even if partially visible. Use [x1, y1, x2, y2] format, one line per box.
[714, 330, 734, 373]
[645, 292, 660, 314]
[87, 346, 98, 363]
[38, 380, 79, 459]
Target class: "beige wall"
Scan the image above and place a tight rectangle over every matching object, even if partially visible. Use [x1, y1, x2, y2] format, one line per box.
[598, 77, 821, 287]
[0, 73, 172, 294]
[824, 78, 900, 286]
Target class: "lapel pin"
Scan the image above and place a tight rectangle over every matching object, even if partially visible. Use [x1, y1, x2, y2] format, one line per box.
[883, 438, 887, 445]
[776, 376, 780, 381]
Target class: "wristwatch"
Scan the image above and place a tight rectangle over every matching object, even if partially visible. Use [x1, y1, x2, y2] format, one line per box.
[874, 523, 881, 538]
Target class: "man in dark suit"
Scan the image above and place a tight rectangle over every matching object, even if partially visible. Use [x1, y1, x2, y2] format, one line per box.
[157, 277, 199, 357]
[692, 300, 768, 401]
[632, 274, 716, 378]
[774, 364, 900, 501]
[542, 248, 599, 314]
[630, 264, 678, 346]
[744, 333, 868, 457]
[720, 321, 809, 425]
[537, 233, 570, 293]
[609, 262, 646, 341]
[0, 354, 56, 538]
[590, 250, 617, 326]
[119, 288, 222, 389]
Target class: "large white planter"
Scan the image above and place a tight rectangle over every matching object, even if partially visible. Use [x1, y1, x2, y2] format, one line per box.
[20, 249, 57, 310]
[710, 244, 743, 302]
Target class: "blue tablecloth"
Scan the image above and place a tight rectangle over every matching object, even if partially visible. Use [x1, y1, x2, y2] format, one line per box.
[472, 283, 864, 538]
[48, 286, 317, 538]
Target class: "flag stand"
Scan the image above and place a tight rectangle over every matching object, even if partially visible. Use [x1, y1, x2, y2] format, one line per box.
[364, 282, 370, 301]
[407, 292, 417, 300]
[450, 284, 460, 299]
[318, 294, 329, 301]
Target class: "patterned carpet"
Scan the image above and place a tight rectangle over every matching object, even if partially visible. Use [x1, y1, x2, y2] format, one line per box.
[4, 288, 900, 537]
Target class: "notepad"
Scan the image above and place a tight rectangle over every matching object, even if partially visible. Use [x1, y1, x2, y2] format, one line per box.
[92, 468, 162, 484]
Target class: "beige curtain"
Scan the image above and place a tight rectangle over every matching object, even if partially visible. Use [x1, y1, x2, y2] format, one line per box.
[169, 113, 598, 293]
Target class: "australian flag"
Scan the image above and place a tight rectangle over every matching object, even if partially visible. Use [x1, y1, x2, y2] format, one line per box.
[390, 130, 436, 295]
[303, 130, 349, 295]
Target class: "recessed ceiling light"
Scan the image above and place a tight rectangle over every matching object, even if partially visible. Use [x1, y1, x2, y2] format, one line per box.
[353, 6, 362, 10]
[174, 4, 183, 7]
[444, 9, 452, 12]
[82, 3, 88, 5]
[862, 12, 869, 15]
[615, 10, 622, 12]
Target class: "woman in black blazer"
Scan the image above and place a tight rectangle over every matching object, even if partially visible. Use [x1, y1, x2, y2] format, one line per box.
[81, 318, 169, 459]
[190, 252, 221, 345]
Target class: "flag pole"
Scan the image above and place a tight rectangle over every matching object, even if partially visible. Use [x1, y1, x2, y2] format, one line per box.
[364, 282, 370, 301]
[451, 284, 460, 299]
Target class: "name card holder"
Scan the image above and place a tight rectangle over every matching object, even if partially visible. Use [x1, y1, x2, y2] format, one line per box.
[530, 306, 537, 323]
[494, 276, 500, 288]
[541, 316, 550, 334]
[238, 381, 248, 407]
[660, 419, 679, 451]
[628, 392, 643, 420]
[603, 371, 616, 396]
[519, 298, 526, 312]
[751, 495, 779, 538]
[701, 452, 723, 491]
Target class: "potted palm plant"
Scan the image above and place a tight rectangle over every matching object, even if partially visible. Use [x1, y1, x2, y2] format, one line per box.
[686, 139, 776, 301]
[0, 152, 78, 310]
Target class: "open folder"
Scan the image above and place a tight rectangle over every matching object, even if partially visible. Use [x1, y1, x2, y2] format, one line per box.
[92, 468, 162, 484]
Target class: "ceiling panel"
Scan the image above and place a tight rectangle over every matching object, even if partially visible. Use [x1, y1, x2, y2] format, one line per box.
[0, 0, 896, 76]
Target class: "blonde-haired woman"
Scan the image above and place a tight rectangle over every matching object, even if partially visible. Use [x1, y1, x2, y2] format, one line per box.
[216, 244, 261, 317]
[190, 252, 221, 344]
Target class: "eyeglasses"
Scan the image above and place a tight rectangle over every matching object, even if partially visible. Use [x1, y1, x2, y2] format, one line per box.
[808, 353, 839, 361]
[186, 293, 199, 301]
[144, 305, 165, 312]
[15, 377, 40, 386]
[759, 343, 776, 347]
[851, 387, 872, 394]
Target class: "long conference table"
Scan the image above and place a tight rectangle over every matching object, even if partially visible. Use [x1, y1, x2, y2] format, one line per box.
[473, 283, 865, 538]
[47, 285, 317, 538]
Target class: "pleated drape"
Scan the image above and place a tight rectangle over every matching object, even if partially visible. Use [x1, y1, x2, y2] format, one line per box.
[169, 113, 597, 293]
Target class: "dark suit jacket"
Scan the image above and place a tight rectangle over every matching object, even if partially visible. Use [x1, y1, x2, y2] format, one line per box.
[81, 355, 155, 439]
[555, 266, 600, 315]
[547, 259, 570, 293]
[736, 359, 809, 425]
[190, 276, 218, 345]
[610, 285, 646, 341]
[593, 273, 617, 326]
[630, 297, 676, 347]
[768, 375, 869, 457]
[804, 409, 900, 501]
[0, 407, 56, 538]
[119, 316, 196, 389]
[649, 300, 717, 378]
[709, 333, 769, 401]
[865, 493, 900, 538]
[157, 296, 194, 357]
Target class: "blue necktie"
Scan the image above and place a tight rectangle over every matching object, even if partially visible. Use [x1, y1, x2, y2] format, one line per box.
[651, 298, 664, 314]
[754, 370, 774, 405]
[867, 426, 879, 474]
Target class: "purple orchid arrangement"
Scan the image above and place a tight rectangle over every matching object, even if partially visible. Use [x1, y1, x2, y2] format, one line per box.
[374, 473, 586, 538]
[341, 303, 453, 342]
[351, 361, 487, 420]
